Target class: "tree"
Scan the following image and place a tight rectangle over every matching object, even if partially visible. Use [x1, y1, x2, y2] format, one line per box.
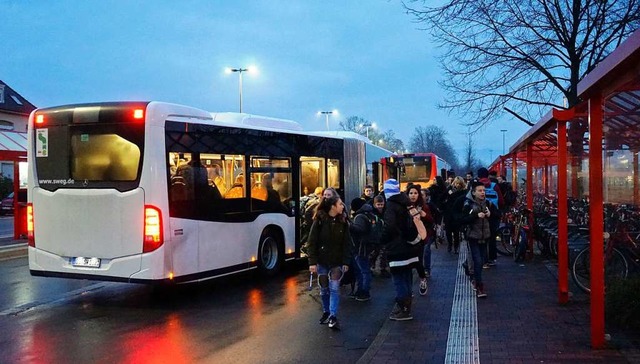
[339, 116, 368, 134]
[339, 115, 383, 144]
[462, 129, 484, 174]
[380, 130, 405, 154]
[407, 126, 459, 167]
[404, 0, 640, 128]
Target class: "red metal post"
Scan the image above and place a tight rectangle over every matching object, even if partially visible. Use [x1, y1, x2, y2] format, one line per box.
[588, 95, 605, 349]
[557, 121, 569, 304]
[512, 156, 518, 192]
[634, 151, 639, 206]
[12, 161, 20, 240]
[526, 143, 534, 259]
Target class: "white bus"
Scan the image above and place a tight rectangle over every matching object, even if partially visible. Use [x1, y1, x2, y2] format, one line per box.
[27, 101, 389, 283]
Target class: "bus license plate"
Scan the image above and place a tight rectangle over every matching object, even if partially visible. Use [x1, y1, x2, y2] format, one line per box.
[71, 257, 101, 268]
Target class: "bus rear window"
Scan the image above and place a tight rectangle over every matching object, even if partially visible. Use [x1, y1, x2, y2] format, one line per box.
[35, 123, 144, 191]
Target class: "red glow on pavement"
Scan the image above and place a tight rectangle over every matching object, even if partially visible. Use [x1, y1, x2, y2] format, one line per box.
[121, 314, 192, 364]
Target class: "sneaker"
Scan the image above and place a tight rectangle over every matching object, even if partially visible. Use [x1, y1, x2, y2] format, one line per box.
[379, 270, 392, 278]
[488, 260, 496, 266]
[424, 270, 431, 278]
[482, 263, 490, 269]
[348, 291, 357, 299]
[476, 284, 487, 298]
[355, 293, 371, 301]
[419, 279, 428, 296]
[328, 315, 340, 330]
[471, 279, 477, 291]
[389, 310, 413, 321]
[319, 312, 330, 324]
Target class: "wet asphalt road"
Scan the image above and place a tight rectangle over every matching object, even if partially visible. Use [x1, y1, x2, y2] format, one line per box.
[0, 257, 394, 364]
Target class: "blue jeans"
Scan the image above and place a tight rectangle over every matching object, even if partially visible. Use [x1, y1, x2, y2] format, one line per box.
[468, 239, 487, 285]
[353, 255, 372, 295]
[423, 237, 434, 272]
[390, 266, 413, 301]
[317, 264, 342, 316]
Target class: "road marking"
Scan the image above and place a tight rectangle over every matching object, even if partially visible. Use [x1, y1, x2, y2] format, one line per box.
[445, 245, 480, 363]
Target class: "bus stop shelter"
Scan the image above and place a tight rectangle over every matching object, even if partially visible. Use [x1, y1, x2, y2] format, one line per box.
[491, 28, 640, 349]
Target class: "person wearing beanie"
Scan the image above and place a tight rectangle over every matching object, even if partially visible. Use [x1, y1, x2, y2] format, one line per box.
[381, 179, 423, 320]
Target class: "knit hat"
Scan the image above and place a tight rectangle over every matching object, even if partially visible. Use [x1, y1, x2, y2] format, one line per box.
[477, 167, 489, 178]
[383, 179, 400, 198]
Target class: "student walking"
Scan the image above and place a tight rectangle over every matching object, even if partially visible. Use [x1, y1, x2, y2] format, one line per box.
[381, 179, 427, 321]
[406, 184, 434, 295]
[460, 181, 499, 298]
[350, 201, 385, 301]
[307, 195, 352, 330]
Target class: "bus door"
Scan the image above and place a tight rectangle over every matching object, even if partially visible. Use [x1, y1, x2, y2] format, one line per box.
[299, 157, 326, 251]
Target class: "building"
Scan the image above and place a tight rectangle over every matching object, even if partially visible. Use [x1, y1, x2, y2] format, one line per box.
[0, 80, 34, 188]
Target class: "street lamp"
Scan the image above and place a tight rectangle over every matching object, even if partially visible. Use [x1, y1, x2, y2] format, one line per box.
[225, 66, 257, 113]
[318, 110, 339, 131]
[500, 129, 508, 155]
[359, 121, 377, 139]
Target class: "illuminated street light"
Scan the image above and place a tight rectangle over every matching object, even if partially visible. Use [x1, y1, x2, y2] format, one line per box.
[318, 109, 339, 131]
[359, 121, 377, 139]
[225, 66, 258, 113]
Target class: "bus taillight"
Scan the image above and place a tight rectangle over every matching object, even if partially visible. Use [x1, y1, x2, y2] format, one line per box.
[143, 205, 163, 253]
[27, 203, 35, 247]
[35, 114, 45, 125]
[133, 109, 144, 120]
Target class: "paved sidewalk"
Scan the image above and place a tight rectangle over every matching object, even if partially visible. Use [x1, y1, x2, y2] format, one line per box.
[358, 244, 640, 363]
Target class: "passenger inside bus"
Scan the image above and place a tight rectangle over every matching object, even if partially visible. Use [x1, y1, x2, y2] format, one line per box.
[208, 163, 227, 196]
[225, 173, 245, 198]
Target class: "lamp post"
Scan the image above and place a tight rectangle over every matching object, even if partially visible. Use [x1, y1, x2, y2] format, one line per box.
[500, 129, 508, 155]
[318, 110, 338, 131]
[359, 121, 377, 139]
[225, 66, 257, 113]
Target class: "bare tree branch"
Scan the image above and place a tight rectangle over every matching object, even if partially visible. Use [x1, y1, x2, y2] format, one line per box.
[403, 0, 640, 127]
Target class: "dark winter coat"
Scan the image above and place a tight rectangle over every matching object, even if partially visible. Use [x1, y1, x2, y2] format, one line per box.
[443, 188, 467, 230]
[349, 203, 383, 257]
[381, 193, 419, 265]
[460, 191, 499, 242]
[307, 211, 353, 267]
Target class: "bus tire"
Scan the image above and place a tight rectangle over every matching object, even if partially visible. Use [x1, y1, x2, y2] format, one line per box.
[258, 229, 283, 276]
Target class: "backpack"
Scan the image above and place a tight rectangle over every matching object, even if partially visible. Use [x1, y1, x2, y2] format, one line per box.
[501, 183, 517, 207]
[354, 212, 385, 248]
[484, 182, 499, 208]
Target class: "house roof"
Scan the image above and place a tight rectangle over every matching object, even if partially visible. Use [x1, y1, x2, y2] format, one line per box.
[0, 80, 36, 116]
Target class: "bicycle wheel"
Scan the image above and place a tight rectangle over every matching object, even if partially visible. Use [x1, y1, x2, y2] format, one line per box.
[496, 225, 514, 256]
[571, 247, 591, 293]
[571, 247, 629, 293]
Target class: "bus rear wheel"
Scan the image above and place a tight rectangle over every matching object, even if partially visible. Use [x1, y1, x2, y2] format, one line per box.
[258, 230, 283, 276]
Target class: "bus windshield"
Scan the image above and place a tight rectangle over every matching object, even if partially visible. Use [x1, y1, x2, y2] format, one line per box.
[34, 104, 146, 192]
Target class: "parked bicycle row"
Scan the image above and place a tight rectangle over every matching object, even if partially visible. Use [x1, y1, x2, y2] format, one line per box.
[497, 192, 640, 293]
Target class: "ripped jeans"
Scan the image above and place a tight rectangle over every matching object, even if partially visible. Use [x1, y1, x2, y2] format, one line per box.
[317, 264, 343, 317]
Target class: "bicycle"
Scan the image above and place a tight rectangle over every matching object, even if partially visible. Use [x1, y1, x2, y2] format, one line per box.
[571, 205, 640, 293]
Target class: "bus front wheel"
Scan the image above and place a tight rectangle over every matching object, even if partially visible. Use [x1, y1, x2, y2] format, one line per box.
[258, 230, 283, 276]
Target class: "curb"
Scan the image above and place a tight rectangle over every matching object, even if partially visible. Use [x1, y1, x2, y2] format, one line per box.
[0, 243, 28, 260]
